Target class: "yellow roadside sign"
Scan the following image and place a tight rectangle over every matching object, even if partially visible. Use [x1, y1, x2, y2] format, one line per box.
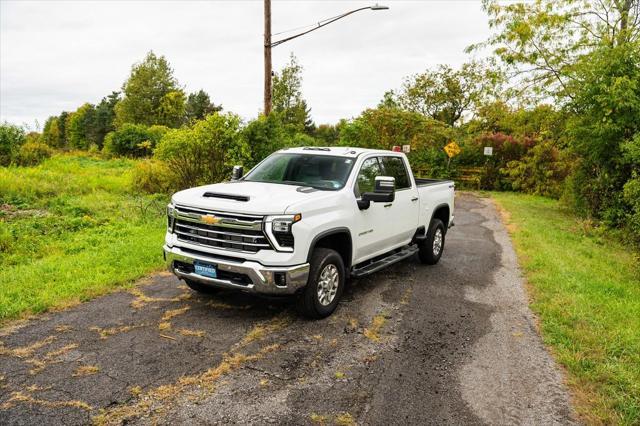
[444, 141, 461, 158]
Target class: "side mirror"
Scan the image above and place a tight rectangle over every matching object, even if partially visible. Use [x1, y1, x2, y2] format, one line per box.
[231, 165, 243, 181]
[358, 176, 395, 210]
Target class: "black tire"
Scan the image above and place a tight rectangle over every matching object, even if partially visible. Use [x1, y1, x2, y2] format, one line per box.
[419, 218, 446, 265]
[297, 248, 345, 319]
[184, 278, 220, 294]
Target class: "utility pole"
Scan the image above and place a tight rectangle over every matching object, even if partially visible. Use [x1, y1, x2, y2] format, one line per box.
[263, 3, 388, 116]
[264, 0, 272, 116]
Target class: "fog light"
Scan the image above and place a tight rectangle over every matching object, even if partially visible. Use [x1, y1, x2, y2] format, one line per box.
[274, 272, 287, 287]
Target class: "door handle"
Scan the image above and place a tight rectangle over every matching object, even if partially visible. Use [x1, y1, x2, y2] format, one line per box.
[384, 203, 392, 208]
[411, 197, 418, 202]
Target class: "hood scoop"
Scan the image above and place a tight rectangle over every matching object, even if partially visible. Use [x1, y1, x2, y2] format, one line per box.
[203, 192, 250, 202]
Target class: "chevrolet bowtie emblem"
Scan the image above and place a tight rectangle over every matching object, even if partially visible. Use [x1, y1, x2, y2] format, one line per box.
[201, 215, 221, 225]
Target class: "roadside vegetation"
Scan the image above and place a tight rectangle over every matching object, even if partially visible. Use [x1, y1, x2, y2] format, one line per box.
[0, 0, 638, 419]
[0, 153, 165, 321]
[492, 192, 639, 425]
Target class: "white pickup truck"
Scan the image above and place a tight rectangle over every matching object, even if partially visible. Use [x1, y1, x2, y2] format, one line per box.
[164, 147, 454, 318]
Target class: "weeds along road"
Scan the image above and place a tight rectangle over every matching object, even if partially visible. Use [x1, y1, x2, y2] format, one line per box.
[0, 193, 576, 425]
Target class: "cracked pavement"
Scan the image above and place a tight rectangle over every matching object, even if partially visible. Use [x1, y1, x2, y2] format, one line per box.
[0, 193, 576, 425]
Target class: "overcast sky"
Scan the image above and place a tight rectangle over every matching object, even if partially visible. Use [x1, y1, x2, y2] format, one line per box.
[0, 0, 492, 128]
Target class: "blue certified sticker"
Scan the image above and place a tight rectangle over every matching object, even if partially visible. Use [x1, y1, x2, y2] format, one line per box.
[194, 261, 217, 278]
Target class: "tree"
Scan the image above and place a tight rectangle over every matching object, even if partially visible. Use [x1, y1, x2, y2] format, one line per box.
[272, 54, 314, 133]
[313, 123, 341, 146]
[474, 0, 640, 102]
[378, 90, 400, 109]
[115, 51, 184, 127]
[468, 101, 566, 142]
[395, 62, 502, 126]
[185, 90, 222, 123]
[42, 116, 61, 148]
[158, 91, 187, 128]
[242, 113, 290, 167]
[93, 92, 120, 148]
[339, 108, 454, 177]
[67, 103, 97, 149]
[57, 111, 70, 148]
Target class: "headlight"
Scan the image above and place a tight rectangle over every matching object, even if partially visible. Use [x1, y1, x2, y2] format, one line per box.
[271, 213, 302, 233]
[266, 214, 301, 250]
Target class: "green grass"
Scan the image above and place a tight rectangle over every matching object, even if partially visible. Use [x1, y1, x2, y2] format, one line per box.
[0, 153, 167, 322]
[491, 192, 640, 425]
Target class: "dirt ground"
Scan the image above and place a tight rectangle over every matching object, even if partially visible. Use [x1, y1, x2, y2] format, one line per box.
[0, 193, 576, 425]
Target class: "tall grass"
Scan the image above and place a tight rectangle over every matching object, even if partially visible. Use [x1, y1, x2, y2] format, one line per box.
[492, 192, 640, 425]
[0, 153, 167, 321]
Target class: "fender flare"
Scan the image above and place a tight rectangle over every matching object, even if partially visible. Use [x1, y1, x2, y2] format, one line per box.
[428, 203, 451, 232]
[306, 227, 353, 269]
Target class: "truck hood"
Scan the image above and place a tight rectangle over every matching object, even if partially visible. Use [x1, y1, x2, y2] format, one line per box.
[171, 181, 336, 216]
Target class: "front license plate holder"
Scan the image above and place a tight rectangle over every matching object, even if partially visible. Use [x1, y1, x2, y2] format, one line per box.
[194, 261, 217, 279]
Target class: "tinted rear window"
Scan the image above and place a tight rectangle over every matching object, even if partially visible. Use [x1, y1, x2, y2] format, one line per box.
[381, 156, 411, 189]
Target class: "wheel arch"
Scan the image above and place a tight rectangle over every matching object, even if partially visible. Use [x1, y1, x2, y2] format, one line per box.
[307, 228, 353, 270]
[430, 203, 451, 231]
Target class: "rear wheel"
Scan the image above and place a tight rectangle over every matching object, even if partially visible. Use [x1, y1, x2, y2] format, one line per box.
[184, 279, 220, 294]
[419, 218, 445, 265]
[297, 248, 345, 319]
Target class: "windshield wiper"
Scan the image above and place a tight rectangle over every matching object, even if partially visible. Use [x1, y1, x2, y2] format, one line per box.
[244, 179, 334, 190]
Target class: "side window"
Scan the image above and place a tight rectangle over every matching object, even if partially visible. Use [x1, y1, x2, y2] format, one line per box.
[354, 157, 382, 198]
[381, 156, 411, 190]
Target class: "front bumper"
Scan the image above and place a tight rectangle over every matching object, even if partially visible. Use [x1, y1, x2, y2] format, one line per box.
[163, 245, 310, 295]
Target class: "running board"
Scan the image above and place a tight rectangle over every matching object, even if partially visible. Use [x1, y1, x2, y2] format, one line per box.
[351, 245, 419, 278]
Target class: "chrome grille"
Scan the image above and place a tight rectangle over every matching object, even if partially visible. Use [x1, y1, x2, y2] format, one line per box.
[172, 205, 271, 253]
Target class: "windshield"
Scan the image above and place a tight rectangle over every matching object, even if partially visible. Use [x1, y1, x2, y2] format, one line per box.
[243, 153, 355, 190]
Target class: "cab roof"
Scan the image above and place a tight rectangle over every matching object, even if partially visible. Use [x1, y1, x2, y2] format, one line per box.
[278, 147, 397, 157]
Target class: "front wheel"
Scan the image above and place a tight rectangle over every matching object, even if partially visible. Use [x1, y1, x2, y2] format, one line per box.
[419, 218, 445, 265]
[297, 248, 345, 319]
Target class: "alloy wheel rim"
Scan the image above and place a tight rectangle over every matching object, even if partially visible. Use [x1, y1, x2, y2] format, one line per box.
[433, 228, 443, 256]
[317, 264, 339, 306]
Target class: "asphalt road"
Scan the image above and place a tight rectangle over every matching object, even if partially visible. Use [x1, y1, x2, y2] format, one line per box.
[0, 193, 576, 425]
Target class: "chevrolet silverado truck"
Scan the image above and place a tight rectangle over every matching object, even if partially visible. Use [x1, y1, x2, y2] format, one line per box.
[164, 147, 454, 318]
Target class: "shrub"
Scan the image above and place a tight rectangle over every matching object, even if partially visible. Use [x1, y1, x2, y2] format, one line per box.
[15, 141, 54, 166]
[473, 132, 535, 190]
[502, 141, 571, 198]
[564, 43, 640, 227]
[154, 113, 249, 189]
[0, 122, 26, 166]
[130, 159, 177, 194]
[621, 134, 640, 241]
[103, 124, 168, 157]
[622, 174, 640, 240]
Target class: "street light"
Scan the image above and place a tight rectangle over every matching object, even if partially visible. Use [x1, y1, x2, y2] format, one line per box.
[263, 2, 389, 115]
